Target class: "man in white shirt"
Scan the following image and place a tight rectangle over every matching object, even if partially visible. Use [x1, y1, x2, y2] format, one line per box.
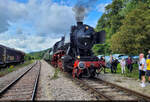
[139, 53, 147, 87]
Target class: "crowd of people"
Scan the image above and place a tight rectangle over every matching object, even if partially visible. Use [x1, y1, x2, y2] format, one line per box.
[138, 51, 150, 87]
[99, 50, 150, 88]
[108, 55, 133, 74]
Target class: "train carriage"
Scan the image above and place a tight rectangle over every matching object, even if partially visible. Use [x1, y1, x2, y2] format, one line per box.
[0, 46, 5, 65]
[0, 44, 25, 67]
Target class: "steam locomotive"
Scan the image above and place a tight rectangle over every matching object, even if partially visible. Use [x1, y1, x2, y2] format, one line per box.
[50, 21, 105, 78]
[0, 44, 25, 68]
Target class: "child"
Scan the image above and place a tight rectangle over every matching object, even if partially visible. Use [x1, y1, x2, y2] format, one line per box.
[120, 58, 126, 74]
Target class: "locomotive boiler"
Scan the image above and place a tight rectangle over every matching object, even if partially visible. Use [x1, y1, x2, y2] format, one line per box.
[50, 21, 105, 78]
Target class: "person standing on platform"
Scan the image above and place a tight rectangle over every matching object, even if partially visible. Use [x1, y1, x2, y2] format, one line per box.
[112, 58, 119, 73]
[109, 55, 114, 73]
[139, 53, 147, 87]
[126, 56, 133, 72]
[120, 58, 126, 74]
[101, 56, 106, 73]
[146, 55, 150, 84]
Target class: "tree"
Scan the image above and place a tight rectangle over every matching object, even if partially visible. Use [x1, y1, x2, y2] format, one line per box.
[111, 2, 150, 55]
[95, 0, 125, 54]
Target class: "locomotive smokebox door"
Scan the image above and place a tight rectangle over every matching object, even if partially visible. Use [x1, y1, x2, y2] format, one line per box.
[95, 30, 106, 44]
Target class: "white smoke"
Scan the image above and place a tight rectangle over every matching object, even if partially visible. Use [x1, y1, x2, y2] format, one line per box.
[73, 0, 98, 22]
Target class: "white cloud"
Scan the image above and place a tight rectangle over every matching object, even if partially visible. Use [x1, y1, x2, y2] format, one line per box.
[0, 0, 75, 34]
[0, 32, 60, 53]
[0, 0, 26, 33]
[97, 3, 108, 13]
[0, 0, 75, 52]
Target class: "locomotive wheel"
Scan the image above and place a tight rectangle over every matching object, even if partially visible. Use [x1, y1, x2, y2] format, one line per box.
[89, 68, 96, 78]
[77, 73, 82, 78]
[62, 62, 67, 72]
[90, 72, 95, 78]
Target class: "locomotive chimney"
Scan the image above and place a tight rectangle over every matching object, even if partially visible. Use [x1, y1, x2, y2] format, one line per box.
[77, 22, 83, 26]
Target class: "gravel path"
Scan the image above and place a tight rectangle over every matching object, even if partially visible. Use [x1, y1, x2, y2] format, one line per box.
[0, 62, 35, 90]
[38, 60, 96, 100]
[98, 73, 150, 97]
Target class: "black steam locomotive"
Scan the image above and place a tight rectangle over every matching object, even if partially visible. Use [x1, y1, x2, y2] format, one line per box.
[0, 44, 25, 68]
[50, 21, 105, 78]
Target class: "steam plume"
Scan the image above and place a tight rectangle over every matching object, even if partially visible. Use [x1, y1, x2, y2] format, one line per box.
[73, 0, 97, 22]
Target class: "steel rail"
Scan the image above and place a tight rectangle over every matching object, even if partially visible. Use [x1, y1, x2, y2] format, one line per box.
[74, 78, 111, 100]
[46, 60, 150, 101]
[95, 77, 150, 101]
[0, 61, 37, 98]
[31, 61, 41, 101]
[63, 71, 150, 101]
[61, 72, 111, 100]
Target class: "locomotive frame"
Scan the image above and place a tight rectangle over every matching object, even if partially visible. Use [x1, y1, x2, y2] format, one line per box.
[50, 21, 106, 78]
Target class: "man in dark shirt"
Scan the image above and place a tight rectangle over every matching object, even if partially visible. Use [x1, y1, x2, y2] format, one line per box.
[109, 55, 114, 73]
[126, 56, 133, 72]
[112, 58, 119, 73]
[100, 56, 106, 73]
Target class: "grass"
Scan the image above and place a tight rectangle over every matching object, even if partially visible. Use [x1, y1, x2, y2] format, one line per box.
[105, 63, 140, 80]
[0, 60, 34, 77]
[51, 68, 60, 80]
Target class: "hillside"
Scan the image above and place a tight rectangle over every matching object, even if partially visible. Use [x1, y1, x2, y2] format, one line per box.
[25, 48, 52, 60]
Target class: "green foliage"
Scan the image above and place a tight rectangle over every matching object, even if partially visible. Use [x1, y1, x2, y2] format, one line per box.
[95, 0, 126, 54]
[26, 48, 52, 60]
[95, 0, 150, 55]
[0, 60, 34, 77]
[111, 2, 150, 55]
[24, 54, 33, 61]
[92, 43, 111, 55]
[51, 68, 60, 80]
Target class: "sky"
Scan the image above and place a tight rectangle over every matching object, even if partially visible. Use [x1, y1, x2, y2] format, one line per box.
[0, 0, 112, 53]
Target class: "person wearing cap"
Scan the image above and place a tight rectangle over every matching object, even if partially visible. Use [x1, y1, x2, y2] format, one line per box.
[139, 53, 147, 87]
[120, 58, 126, 74]
[146, 55, 150, 84]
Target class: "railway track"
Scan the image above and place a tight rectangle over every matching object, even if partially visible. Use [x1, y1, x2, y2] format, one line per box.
[0, 62, 36, 91]
[46, 61, 150, 101]
[73, 77, 150, 101]
[0, 60, 41, 101]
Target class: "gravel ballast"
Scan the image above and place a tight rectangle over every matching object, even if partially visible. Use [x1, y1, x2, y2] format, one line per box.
[38, 60, 96, 100]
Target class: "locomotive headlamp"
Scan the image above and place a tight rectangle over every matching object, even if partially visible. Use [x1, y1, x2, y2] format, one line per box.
[77, 56, 80, 59]
[85, 26, 89, 30]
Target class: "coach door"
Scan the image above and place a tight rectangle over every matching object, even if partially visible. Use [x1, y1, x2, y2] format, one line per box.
[0, 47, 5, 64]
